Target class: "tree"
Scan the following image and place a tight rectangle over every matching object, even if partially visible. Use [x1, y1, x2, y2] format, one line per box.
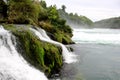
[48, 5, 59, 21]
[61, 5, 66, 12]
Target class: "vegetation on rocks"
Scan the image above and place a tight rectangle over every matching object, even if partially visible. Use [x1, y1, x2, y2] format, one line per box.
[38, 3, 74, 44]
[7, 0, 40, 24]
[3, 24, 63, 77]
[0, 0, 74, 77]
[0, 0, 73, 44]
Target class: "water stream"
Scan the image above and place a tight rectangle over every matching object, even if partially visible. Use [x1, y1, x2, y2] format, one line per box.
[30, 27, 77, 64]
[0, 25, 48, 80]
[0, 25, 77, 80]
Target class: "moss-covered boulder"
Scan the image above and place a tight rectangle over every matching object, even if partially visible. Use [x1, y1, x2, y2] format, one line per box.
[38, 21, 74, 44]
[3, 24, 63, 77]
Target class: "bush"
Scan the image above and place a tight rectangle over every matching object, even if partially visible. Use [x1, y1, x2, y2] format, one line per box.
[8, 0, 40, 24]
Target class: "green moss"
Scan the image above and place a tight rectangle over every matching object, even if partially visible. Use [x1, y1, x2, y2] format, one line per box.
[3, 24, 63, 77]
[54, 31, 74, 44]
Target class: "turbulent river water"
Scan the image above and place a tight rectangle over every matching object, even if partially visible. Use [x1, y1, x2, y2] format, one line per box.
[1, 25, 120, 80]
[0, 26, 48, 80]
[0, 25, 77, 80]
[58, 28, 120, 80]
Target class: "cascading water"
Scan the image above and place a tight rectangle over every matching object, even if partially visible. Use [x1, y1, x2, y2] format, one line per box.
[0, 25, 48, 80]
[30, 27, 77, 64]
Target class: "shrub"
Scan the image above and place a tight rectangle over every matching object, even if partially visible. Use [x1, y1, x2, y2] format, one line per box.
[8, 0, 40, 24]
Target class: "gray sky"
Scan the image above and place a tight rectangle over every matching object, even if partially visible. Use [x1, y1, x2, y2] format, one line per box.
[45, 0, 120, 21]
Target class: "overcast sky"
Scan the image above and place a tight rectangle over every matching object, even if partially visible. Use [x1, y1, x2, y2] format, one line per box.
[45, 0, 120, 21]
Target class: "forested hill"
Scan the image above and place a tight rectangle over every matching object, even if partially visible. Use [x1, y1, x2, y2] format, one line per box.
[94, 17, 120, 29]
[58, 7, 93, 28]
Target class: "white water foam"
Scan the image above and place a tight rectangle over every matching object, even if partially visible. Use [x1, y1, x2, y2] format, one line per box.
[30, 27, 77, 64]
[0, 25, 48, 80]
[72, 28, 120, 45]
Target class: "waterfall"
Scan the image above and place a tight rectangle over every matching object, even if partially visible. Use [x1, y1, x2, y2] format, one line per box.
[30, 27, 77, 64]
[0, 25, 48, 80]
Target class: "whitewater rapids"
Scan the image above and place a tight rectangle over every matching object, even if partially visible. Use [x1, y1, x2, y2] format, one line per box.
[0, 25, 48, 80]
[30, 27, 77, 64]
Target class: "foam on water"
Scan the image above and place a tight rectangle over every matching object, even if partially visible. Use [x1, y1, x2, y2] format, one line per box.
[72, 28, 120, 45]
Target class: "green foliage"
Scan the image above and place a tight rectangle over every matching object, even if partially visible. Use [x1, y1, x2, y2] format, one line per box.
[0, 0, 74, 44]
[47, 5, 59, 21]
[40, 0, 47, 8]
[37, 3, 73, 44]
[53, 30, 73, 44]
[38, 5, 48, 21]
[38, 21, 74, 44]
[8, 0, 40, 24]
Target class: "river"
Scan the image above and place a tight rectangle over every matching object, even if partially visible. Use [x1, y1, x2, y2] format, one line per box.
[58, 28, 120, 80]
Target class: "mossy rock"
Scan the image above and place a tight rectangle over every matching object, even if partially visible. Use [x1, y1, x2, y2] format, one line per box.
[3, 24, 63, 77]
[54, 31, 74, 44]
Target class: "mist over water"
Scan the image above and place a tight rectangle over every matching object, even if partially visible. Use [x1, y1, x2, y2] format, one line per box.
[72, 28, 120, 45]
[59, 28, 120, 80]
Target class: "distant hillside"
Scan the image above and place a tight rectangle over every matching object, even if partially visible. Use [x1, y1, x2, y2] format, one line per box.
[94, 17, 120, 29]
[58, 9, 93, 28]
